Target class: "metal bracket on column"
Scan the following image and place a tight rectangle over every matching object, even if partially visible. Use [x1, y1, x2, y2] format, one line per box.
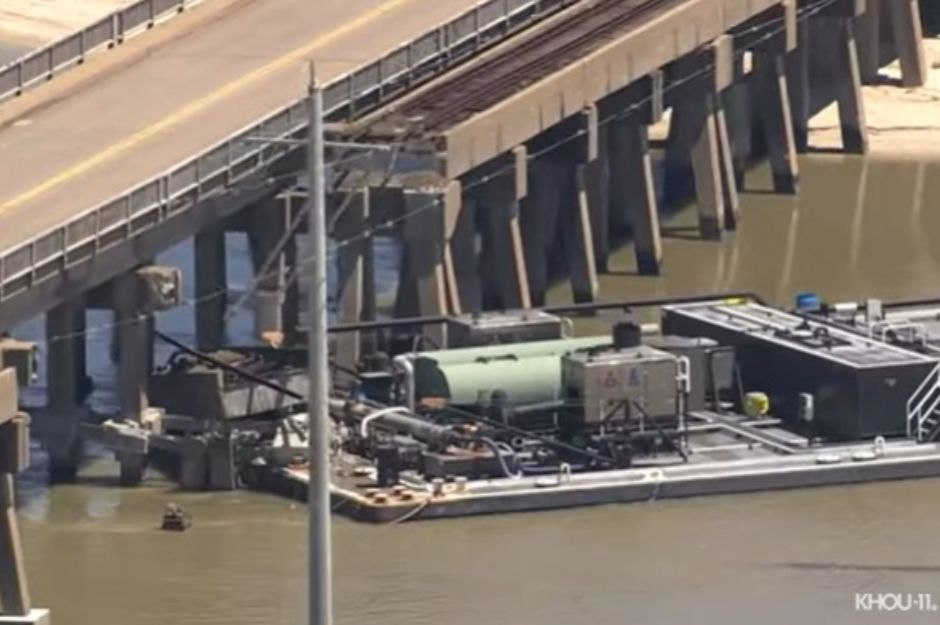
[579, 105, 599, 164]
[513, 145, 528, 201]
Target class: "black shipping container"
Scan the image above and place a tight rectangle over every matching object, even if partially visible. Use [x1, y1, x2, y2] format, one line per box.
[662, 302, 936, 441]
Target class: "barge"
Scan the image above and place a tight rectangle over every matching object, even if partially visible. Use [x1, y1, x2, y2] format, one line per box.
[88, 294, 940, 522]
[251, 296, 940, 522]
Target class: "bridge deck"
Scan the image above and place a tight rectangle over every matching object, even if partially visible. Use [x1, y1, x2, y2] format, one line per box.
[0, 0, 478, 254]
[398, 0, 677, 132]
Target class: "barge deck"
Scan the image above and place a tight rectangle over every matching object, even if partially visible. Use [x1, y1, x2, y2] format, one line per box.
[260, 413, 940, 523]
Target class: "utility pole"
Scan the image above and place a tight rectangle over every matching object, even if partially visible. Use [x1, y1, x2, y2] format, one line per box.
[306, 64, 332, 625]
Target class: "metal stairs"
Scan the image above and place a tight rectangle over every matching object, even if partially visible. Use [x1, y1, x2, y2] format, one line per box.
[907, 362, 940, 442]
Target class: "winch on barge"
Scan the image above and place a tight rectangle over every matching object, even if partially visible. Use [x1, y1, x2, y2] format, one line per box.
[246, 294, 940, 523]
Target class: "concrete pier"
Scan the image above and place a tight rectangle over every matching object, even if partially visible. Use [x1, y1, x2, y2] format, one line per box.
[566, 108, 600, 303]
[888, 0, 927, 88]
[712, 92, 740, 230]
[754, 50, 800, 192]
[665, 85, 726, 240]
[477, 148, 532, 310]
[521, 157, 563, 306]
[0, 370, 48, 624]
[332, 189, 369, 372]
[113, 272, 150, 486]
[440, 182, 481, 314]
[90, 265, 179, 486]
[828, 17, 868, 154]
[247, 199, 291, 346]
[194, 225, 227, 351]
[786, 22, 811, 153]
[396, 188, 448, 346]
[857, 0, 882, 83]
[608, 118, 662, 275]
[43, 302, 86, 483]
[724, 58, 752, 187]
[585, 129, 611, 272]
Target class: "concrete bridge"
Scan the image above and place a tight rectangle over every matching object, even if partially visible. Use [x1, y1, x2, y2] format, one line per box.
[0, 0, 928, 484]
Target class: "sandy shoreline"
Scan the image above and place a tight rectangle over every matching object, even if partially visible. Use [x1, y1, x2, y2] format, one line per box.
[0, 0, 134, 47]
[808, 39, 940, 156]
[647, 39, 940, 159]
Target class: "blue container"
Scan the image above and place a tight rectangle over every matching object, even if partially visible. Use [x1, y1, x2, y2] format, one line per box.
[794, 292, 821, 312]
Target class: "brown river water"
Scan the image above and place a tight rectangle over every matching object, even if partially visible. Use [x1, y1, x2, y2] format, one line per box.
[11, 151, 940, 624]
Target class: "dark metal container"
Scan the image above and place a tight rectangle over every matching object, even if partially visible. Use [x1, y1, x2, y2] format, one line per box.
[662, 302, 936, 440]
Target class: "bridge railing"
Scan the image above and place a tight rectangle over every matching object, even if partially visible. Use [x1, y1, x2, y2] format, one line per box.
[0, 0, 203, 104]
[0, 0, 575, 306]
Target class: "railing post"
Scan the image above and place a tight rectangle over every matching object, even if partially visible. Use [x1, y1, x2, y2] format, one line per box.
[149, 0, 157, 28]
[179, 0, 188, 13]
[406, 43, 414, 87]
[94, 208, 102, 253]
[15, 61, 23, 95]
[111, 13, 121, 46]
[474, 6, 481, 48]
[79, 29, 87, 64]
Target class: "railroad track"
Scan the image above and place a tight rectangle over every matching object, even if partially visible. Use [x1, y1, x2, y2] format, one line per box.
[400, 0, 678, 132]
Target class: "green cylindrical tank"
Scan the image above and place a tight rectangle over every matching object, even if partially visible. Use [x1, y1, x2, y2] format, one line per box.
[413, 336, 610, 406]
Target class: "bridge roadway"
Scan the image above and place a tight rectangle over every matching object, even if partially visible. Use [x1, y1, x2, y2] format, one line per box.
[0, 0, 480, 272]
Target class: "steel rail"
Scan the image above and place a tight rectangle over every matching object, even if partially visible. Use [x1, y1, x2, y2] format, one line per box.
[402, 0, 676, 131]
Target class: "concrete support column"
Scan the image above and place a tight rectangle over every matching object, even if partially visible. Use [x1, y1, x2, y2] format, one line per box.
[282, 228, 300, 346]
[113, 272, 150, 487]
[712, 91, 740, 230]
[447, 188, 482, 314]
[396, 189, 447, 346]
[478, 148, 532, 310]
[194, 224, 227, 351]
[0, 473, 29, 618]
[332, 190, 369, 372]
[609, 118, 663, 275]
[857, 0, 882, 83]
[585, 129, 610, 272]
[247, 198, 291, 346]
[562, 107, 600, 303]
[669, 92, 726, 240]
[570, 163, 600, 302]
[888, 0, 927, 88]
[44, 301, 85, 482]
[827, 16, 869, 154]
[521, 157, 563, 306]
[724, 58, 752, 187]
[786, 22, 812, 153]
[754, 51, 800, 192]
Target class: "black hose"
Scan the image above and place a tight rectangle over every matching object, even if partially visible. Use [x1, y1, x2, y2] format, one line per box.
[442, 403, 615, 465]
[475, 436, 521, 478]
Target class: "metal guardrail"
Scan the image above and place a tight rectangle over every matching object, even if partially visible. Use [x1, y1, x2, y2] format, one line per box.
[0, 0, 574, 306]
[0, 0, 203, 103]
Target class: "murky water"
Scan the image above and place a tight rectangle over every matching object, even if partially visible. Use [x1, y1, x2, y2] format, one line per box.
[12, 153, 940, 625]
